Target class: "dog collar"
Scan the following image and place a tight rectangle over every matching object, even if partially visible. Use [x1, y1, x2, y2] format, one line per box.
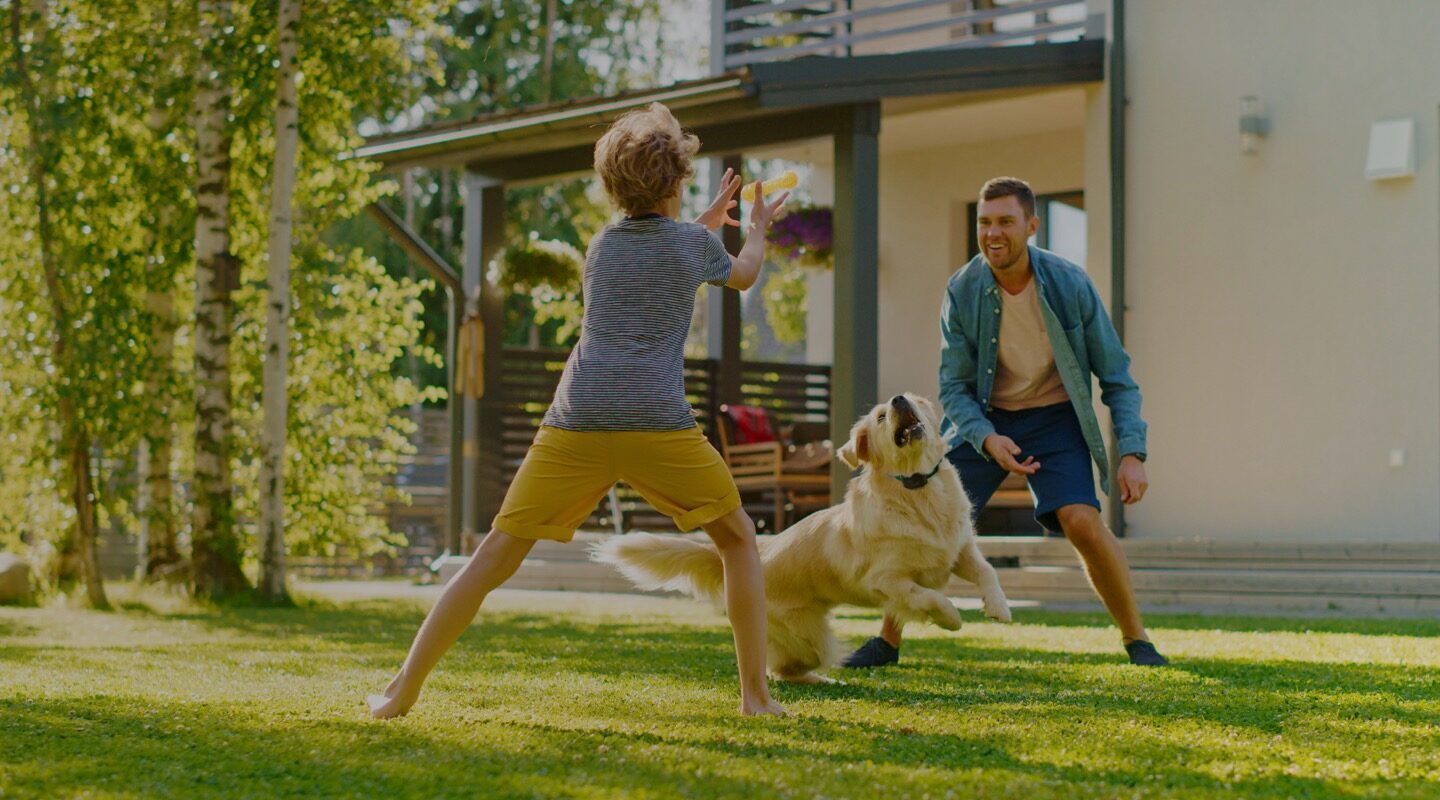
[893, 461, 943, 490]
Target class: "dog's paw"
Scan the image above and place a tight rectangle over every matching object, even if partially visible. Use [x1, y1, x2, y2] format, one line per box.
[932, 605, 964, 631]
[984, 598, 1013, 624]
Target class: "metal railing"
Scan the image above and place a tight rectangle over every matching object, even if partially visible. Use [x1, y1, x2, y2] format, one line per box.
[714, 0, 1092, 71]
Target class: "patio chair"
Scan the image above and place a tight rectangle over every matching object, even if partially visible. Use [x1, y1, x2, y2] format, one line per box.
[716, 404, 832, 533]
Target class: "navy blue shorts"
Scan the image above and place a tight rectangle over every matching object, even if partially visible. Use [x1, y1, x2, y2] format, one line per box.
[947, 402, 1100, 533]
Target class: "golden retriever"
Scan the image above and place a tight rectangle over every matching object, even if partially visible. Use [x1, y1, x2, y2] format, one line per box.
[594, 393, 1011, 683]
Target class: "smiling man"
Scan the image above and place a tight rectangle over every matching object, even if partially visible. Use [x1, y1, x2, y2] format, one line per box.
[843, 176, 1168, 668]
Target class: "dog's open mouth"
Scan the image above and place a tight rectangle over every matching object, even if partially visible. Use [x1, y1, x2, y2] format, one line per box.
[890, 397, 925, 447]
[896, 422, 925, 447]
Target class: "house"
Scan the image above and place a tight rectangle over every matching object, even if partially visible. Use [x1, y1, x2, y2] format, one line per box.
[362, 1, 1440, 608]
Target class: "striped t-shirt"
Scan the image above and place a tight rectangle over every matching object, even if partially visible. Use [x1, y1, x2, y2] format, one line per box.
[541, 215, 733, 431]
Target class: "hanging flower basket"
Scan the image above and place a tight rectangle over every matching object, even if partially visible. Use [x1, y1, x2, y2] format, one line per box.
[491, 238, 583, 294]
[766, 206, 832, 269]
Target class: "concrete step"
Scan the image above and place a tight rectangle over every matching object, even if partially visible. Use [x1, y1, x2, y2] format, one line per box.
[435, 532, 1440, 617]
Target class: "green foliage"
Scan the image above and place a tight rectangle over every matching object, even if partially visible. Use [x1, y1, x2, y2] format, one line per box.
[221, 0, 449, 558]
[0, 0, 187, 561]
[0, 0, 451, 566]
[0, 0, 679, 570]
[356, 1, 665, 358]
[761, 262, 810, 346]
[3, 590, 1440, 798]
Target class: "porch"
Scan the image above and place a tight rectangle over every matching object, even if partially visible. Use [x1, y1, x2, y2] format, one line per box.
[359, 20, 1106, 558]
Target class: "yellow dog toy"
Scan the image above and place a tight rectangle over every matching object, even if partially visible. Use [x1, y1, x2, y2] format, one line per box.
[741, 170, 798, 202]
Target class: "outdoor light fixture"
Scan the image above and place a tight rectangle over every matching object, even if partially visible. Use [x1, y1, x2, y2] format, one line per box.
[1365, 118, 1416, 181]
[1239, 95, 1268, 155]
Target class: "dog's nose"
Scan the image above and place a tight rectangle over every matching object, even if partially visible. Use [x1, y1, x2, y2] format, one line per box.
[889, 395, 911, 411]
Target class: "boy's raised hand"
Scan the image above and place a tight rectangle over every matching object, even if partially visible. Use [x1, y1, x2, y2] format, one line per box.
[695, 167, 743, 231]
[748, 180, 789, 230]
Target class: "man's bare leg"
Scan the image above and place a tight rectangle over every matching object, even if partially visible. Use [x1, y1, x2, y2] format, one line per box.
[369, 530, 535, 719]
[700, 507, 787, 717]
[1054, 504, 1147, 641]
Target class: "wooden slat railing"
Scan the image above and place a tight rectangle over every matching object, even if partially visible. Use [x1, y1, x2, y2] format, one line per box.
[716, 0, 1090, 70]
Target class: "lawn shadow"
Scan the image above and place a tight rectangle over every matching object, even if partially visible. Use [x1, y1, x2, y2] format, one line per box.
[0, 617, 40, 640]
[853, 639, 1440, 735]
[0, 695, 787, 800]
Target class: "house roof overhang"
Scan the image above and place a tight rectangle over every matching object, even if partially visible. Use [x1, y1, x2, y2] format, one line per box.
[353, 40, 1104, 181]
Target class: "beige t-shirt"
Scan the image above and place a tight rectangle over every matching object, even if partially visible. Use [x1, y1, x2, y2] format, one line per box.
[991, 279, 1070, 410]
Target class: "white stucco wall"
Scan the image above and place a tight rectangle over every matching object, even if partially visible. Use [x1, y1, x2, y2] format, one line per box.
[1110, 0, 1440, 541]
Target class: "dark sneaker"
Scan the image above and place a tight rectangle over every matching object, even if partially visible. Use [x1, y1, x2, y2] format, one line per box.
[1125, 639, 1170, 667]
[841, 637, 900, 668]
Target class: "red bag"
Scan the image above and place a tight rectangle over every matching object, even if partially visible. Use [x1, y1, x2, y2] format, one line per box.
[725, 405, 776, 445]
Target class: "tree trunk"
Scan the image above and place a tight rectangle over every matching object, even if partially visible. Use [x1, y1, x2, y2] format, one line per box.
[541, 0, 558, 103]
[138, 108, 181, 580]
[191, 0, 249, 599]
[259, 0, 300, 603]
[10, 0, 107, 607]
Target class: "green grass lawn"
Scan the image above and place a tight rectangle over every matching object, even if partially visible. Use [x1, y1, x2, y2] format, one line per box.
[2, 583, 1438, 800]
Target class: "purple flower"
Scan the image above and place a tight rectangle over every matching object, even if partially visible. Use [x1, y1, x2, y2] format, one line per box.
[766, 206, 833, 266]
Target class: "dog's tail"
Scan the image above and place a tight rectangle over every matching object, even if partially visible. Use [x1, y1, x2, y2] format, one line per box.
[591, 533, 725, 603]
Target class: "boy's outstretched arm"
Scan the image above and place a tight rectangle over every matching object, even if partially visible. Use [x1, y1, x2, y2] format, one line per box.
[726, 182, 788, 290]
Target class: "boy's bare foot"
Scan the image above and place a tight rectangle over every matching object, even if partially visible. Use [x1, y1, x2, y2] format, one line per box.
[741, 698, 788, 717]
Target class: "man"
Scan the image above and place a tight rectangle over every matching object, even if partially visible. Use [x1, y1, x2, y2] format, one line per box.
[843, 177, 1168, 668]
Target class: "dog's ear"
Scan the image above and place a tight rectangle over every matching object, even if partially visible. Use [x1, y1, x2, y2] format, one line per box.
[838, 426, 870, 469]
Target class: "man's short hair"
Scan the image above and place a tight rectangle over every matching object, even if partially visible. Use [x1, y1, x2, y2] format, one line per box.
[979, 176, 1036, 219]
[593, 102, 699, 216]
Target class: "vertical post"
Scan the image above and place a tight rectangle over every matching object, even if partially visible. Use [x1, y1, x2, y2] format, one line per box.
[707, 155, 745, 409]
[462, 172, 506, 547]
[1107, 0, 1128, 538]
[477, 185, 508, 535]
[710, 0, 728, 75]
[830, 103, 881, 501]
[444, 286, 462, 556]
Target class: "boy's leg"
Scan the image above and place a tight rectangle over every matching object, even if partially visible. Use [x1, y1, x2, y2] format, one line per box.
[371, 427, 615, 718]
[370, 530, 535, 719]
[617, 427, 785, 716]
[842, 440, 1007, 667]
[699, 507, 786, 717]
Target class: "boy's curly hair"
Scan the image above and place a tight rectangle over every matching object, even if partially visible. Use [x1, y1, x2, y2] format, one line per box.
[593, 102, 699, 216]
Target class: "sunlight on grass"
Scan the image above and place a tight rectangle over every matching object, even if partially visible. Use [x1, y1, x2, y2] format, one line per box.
[2, 583, 1438, 799]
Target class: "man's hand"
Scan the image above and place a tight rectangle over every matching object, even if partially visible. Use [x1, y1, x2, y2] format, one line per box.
[982, 434, 1039, 475]
[694, 167, 742, 231]
[1118, 454, 1148, 504]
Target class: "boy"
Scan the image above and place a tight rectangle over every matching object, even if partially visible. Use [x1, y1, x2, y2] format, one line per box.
[370, 103, 790, 718]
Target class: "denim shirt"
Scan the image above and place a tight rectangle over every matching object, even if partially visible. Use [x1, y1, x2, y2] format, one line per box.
[938, 246, 1147, 494]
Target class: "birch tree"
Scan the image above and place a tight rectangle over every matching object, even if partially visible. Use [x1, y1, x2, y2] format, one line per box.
[258, 0, 300, 602]
[6, 0, 106, 608]
[191, 0, 249, 598]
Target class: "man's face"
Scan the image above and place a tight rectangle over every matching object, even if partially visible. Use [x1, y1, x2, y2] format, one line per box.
[976, 194, 1039, 272]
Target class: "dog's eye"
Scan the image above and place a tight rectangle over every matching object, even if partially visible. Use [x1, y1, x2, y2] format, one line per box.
[877, 412, 886, 421]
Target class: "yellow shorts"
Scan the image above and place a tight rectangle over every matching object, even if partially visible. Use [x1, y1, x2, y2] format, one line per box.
[493, 425, 742, 542]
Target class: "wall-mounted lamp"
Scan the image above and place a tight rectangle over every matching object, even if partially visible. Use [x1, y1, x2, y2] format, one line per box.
[1365, 118, 1415, 181]
[1239, 95, 1269, 155]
